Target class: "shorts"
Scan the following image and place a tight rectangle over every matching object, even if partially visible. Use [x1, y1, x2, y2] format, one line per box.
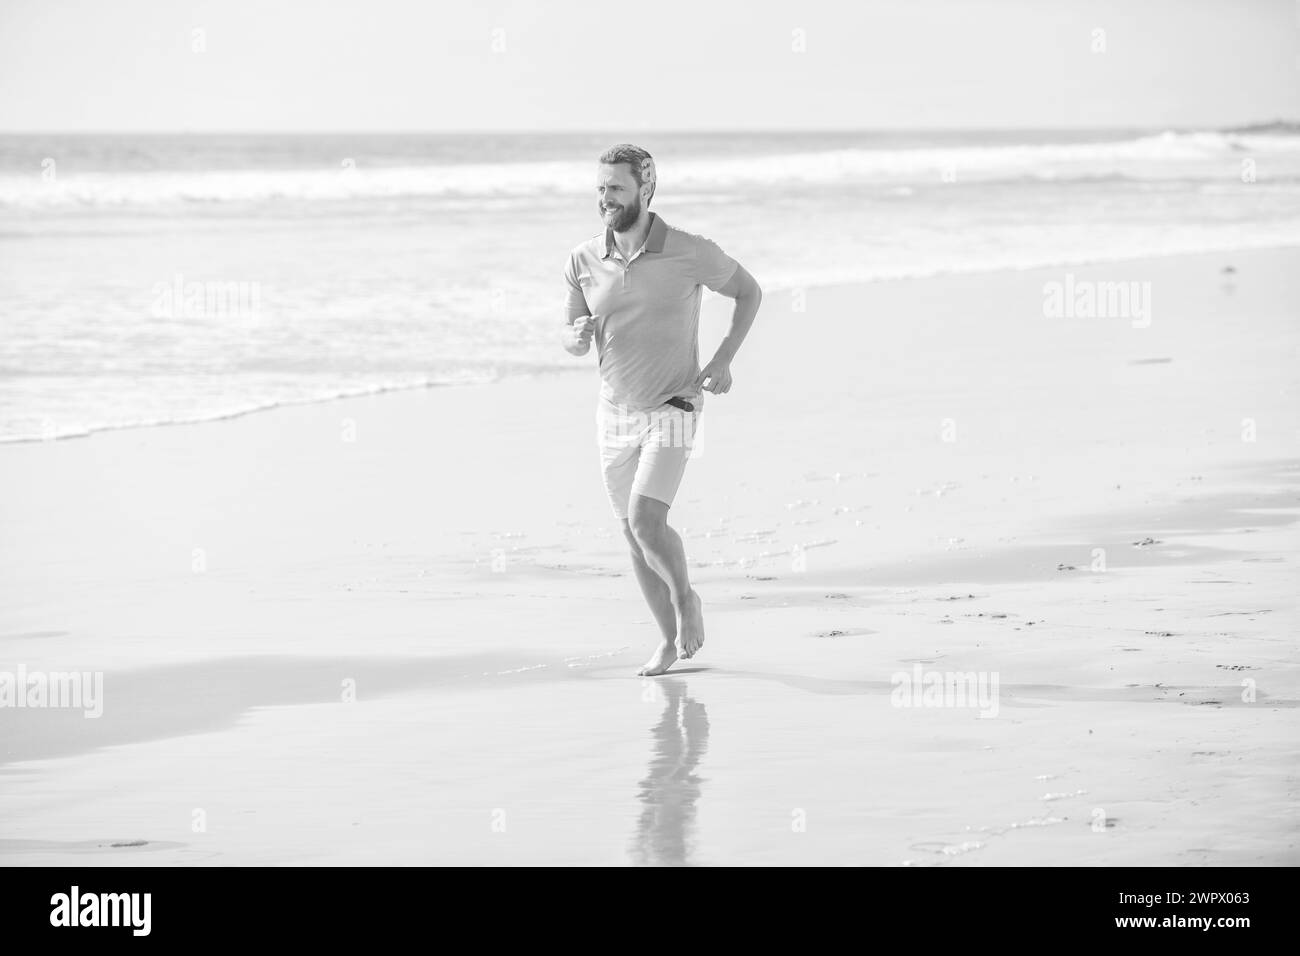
[596, 393, 703, 519]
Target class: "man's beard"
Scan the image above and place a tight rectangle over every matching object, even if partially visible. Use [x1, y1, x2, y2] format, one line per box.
[601, 192, 642, 232]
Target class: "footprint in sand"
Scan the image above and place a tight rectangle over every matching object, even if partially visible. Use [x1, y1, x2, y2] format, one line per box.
[811, 627, 876, 639]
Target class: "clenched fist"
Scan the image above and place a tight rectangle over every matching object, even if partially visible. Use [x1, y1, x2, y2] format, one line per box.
[696, 357, 733, 394]
[570, 315, 596, 353]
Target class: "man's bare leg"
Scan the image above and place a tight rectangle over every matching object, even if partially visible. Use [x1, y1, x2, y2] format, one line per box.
[622, 519, 678, 673]
[628, 494, 705, 675]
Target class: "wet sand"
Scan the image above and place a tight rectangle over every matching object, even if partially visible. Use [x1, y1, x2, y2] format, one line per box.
[1, 247, 1297, 865]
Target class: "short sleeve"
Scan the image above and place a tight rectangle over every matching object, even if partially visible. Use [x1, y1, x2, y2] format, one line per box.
[562, 253, 591, 320]
[691, 235, 739, 293]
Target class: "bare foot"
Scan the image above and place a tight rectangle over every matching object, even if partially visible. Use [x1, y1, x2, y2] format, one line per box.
[637, 640, 678, 677]
[675, 590, 705, 659]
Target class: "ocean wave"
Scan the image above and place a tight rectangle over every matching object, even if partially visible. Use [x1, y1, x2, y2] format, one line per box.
[1224, 120, 1300, 136]
[5, 130, 1298, 209]
[0, 374, 508, 444]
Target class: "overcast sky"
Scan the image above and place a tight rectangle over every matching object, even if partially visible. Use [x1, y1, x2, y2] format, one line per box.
[0, 0, 1295, 131]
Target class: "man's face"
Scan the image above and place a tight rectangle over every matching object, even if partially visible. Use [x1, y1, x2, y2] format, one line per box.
[596, 163, 645, 232]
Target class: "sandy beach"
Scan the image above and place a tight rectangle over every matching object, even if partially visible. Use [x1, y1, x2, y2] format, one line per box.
[1, 246, 1297, 866]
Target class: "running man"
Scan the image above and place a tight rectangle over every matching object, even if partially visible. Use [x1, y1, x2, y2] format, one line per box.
[561, 144, 763, 676]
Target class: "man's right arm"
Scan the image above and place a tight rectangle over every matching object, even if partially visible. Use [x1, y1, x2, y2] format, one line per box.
[561, 254, 595, 356]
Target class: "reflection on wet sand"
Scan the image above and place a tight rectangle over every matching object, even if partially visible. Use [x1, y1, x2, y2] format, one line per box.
[630, 677, 710, 866]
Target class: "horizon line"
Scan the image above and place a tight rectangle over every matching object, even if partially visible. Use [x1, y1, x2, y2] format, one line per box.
[0, 119, 1296, 137]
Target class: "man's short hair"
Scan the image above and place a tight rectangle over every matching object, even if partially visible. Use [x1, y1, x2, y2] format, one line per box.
[598, 144, 656, 206]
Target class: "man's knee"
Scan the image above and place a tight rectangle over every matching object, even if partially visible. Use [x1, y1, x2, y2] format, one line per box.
[620, 519, 643, 557]
[628, 497, 667, 546]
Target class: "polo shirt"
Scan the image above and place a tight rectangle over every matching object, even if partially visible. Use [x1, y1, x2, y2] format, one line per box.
[563, 212, 739, 411]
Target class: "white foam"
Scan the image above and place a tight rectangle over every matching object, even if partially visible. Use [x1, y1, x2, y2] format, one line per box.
[5, 130, 1296, 209]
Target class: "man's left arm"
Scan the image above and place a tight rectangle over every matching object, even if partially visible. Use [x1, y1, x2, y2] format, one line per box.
[696, 261, 762, 395]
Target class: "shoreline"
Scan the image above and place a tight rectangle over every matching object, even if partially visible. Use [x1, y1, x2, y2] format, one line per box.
[5, 241, 1297, 446]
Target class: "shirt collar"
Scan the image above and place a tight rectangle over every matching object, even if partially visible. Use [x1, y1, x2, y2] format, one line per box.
[602, 211, 667, 260]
